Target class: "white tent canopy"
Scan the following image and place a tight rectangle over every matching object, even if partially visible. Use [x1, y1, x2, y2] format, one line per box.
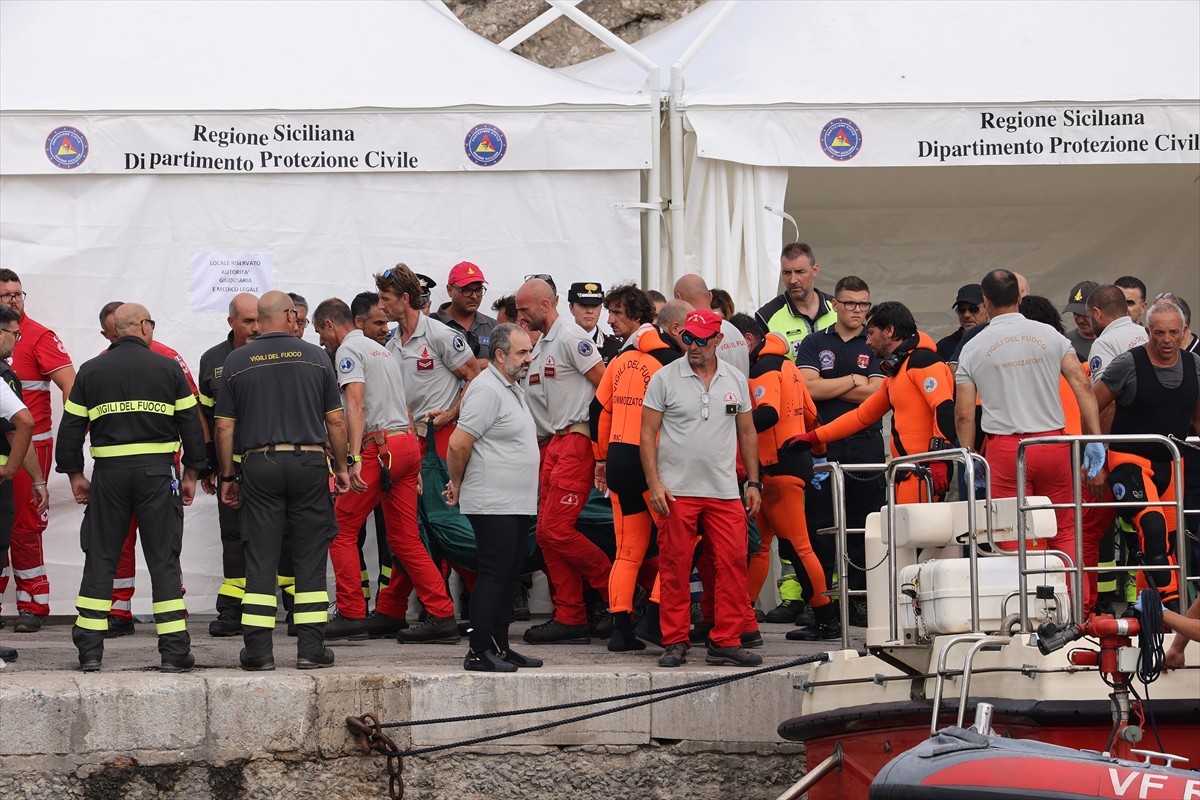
[0, 0, 652, 615]
[564, 0, 1200, 327]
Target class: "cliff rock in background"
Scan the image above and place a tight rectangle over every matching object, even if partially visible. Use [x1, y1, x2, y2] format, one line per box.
[447, 0, 702, 68]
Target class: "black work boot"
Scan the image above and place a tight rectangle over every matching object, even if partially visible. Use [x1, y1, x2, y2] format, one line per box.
[608, 612, 646, 652]
[635, 602, 662, 647]
[787, 601, 842, 641]
[73, 626, 104, 672]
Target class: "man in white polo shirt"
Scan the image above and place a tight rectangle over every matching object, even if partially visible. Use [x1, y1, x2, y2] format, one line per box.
[516, 278, 609, 645]
[313, 297, 459, 645]
[956, 269, 1105, 560]
[643, 309, 762, 669]
[673, 274, 750, 376]
[1087, 283, 1149, 388]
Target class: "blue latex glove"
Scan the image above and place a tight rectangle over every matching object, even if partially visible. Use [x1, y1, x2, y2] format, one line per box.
[1132, 592, 1165, 615]
[810, 457, 829, 491]
[1083, 442, 1106, 478]
[973, 467, 987, 494]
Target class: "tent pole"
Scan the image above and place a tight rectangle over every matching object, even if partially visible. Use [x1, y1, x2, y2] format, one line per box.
[669, 0, 741, 282]
[547, 0, 662, 290]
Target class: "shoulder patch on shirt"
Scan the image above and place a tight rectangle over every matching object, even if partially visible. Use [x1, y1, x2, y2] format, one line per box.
[451, 335, 467, 353]
[753, 385, 766, 401]
[819, 350, 835, 370]
[578, 340, 594, 357]
[338, 356, 355, 374]
[1089, 355, 1102, 374]
[53, 335, 67, 354]
[923, 377, 938, 393]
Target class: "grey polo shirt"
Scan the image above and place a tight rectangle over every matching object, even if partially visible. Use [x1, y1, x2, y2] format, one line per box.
[335, 329, 409, 432]
[388, 314, 473, 419]
[643, 356, 751, 500]
[456, 364, 539, 515]
[1088, 315, 1148, 385]
[525, 315, 602, 438]
[956, 312, 1074, 435]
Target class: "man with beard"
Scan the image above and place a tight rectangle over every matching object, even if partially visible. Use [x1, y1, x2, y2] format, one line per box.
[754, 243, 837, 362]
[937, 284, 988, 362]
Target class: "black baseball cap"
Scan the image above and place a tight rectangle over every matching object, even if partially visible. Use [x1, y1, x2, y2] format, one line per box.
[952, 284, 983, 307]
[1062, 280, 1099, 315]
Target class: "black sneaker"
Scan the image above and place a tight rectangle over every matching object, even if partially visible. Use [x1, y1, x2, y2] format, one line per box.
[14, 611, 43, 633]
[763, 599, 805, 624]
[794, 606, 816, 628]
[397, 615, 461, 644]
[658, 642, 688, 667]
[608, 628, 646, 652]
[239, 648, 275, 672]
[365, 610, 408, 638]
[0, 644, 16, 662]
[325, 611, 368, 641]
[522, 619, 590, 645]
[104, 616, 135, 638]
[161, 653, 195, 674]
[787, 621, 842, 641]
[511, 585, 531, 622]
[705, 644, 763, 667]
[464, 649, 517, 673]
[500, 647, 543, 668]
[297, 648, 335, 670]
[208, 613, 242, 637]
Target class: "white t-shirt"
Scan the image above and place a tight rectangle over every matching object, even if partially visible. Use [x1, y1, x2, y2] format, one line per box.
[956, 312, 1073, 435]
[1088, 315, 1148, 385]
[0, 379, 27, 421]
[716, 319, 750, 378]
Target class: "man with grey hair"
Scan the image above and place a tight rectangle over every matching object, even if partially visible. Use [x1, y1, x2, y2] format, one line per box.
[656, 300, 693, 350]
[1092, 299, 1200, 614]
[446, 323, 543, 671]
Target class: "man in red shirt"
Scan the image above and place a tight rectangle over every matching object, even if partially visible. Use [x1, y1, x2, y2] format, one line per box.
[0, 269, 75, 633]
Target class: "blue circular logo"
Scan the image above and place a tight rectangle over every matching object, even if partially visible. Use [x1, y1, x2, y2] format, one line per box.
[1112, 483, 1126, 500]
[820, 118, 862, 162]
[465, 123, 507, 167]
[338, 357, 355, 373]
[45, 126, 89, 169]
[1089, 355, 1102, 375]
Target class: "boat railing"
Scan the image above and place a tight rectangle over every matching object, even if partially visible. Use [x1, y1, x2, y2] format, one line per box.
[813, 459, 928, 649]
[1015, 434, 1190, 630]
[927, 632, 1010, 737]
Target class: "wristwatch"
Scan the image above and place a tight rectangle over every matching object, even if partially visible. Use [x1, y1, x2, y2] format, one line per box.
[219, 473, 241, 484]
[745, 480, 764, 491]
[347, 454, 361, 464]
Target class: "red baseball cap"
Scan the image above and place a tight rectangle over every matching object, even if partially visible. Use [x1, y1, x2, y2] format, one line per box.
[682, 309, 722, 339]
[447, 261, 487, 287]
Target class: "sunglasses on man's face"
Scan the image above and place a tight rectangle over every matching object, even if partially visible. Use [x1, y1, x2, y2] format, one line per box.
[681, 331, 710, 347]
[955, 303, 980, 314]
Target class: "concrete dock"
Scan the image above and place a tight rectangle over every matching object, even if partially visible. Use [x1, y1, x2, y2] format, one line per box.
[0, 617, 852, 799]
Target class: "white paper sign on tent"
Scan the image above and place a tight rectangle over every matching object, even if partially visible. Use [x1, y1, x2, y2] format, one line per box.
[190, 253, 273, 313]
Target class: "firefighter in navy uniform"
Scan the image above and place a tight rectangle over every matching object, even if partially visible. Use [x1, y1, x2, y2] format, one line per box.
[215, 291, 350, 671]
[56, 304, 205, 673]
[198, 292, 260, 636]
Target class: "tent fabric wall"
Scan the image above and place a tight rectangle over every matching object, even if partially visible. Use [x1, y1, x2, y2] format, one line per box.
[0, 0, 651, 616]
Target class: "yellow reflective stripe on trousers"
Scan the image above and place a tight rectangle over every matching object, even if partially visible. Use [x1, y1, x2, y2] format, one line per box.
[87, 399, 179, 420]
[156, 619, 188, 635]
[153, 598, 187, 614]
[292, 591, 327, 605]
[292, 611, 328, 625]
[64, 399, 89, 418]
[241, 614, 277, 629]
[75, 616, 109, 631]
[91, 441, 181, 458]
[76, 595, 113, 612]
[242, 593, 277, 608]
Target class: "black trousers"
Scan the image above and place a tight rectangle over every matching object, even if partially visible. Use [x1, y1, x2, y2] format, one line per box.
[0, 481, 13, 552]
[73, 463, 188, 662]
[805, 431, 885, 592]
[219, 479, 295, 615]
[239, 451, 335, 659]
[466, 513, 529, 652]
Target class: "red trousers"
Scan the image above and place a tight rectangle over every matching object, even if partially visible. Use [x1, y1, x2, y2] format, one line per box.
[0, 439, 51, 615]
[332, 433, 454, 619]
[661, 495, 750, 648]
[989, 431, 1103, 609]
[536, 432, 610, 626]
